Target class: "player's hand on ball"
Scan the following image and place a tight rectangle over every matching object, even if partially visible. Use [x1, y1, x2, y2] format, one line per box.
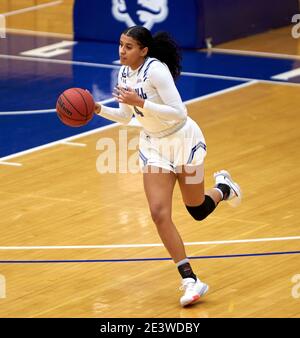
[113, 85, 144, 108]
[94, 103, 101, 114]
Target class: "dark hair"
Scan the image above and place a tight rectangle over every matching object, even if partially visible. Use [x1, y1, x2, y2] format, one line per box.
[122, 26, 182, 80]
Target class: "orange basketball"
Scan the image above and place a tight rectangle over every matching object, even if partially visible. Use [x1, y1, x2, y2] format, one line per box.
[56, 88, 95, 127]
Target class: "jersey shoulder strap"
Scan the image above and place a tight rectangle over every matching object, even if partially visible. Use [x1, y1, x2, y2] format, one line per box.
[141, 58, 161, 82]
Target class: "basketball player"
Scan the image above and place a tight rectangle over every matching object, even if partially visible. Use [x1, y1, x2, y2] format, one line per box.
[95, 26, 242, 307]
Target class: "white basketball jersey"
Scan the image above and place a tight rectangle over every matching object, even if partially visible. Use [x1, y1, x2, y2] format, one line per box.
[118, 57, 187, 137]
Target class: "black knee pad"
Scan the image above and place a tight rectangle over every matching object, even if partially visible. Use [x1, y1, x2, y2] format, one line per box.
[185, 195, 216, 221]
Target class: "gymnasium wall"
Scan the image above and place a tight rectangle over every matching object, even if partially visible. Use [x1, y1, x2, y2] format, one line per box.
[73, 0, 299, 48]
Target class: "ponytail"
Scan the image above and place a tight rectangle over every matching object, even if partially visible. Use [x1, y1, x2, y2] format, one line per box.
[149, 32, 182, 80]
[122, 26, 182, 80]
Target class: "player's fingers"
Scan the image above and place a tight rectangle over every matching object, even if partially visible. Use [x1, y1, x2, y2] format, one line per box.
[112, 93, 120, 101]
[118, 86, 129, 94]
[94, 103, 101, 113]
[113, 92, 126, 103]
[113, 87, 120, 95]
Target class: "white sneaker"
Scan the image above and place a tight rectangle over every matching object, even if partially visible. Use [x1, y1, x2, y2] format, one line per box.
[214, 170, 242, 207]
[180, 278, 209, 307]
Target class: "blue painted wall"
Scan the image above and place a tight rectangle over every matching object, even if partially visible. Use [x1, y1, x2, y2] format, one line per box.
[73, 0, 298, 48]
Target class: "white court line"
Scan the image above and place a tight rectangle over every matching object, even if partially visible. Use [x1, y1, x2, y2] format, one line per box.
[210, 47, 300, 61]
[61, 141, 86, 147]
[0, 54, 120, 70]
[4, 27, 72, 39]
[0, 83, 255, 162]
[0, 122, 119, 163]
[0, 108, 56, 116]
[20, 40, 77, 58]
[0, 98, 115, 116]
[272, 67, 300, 80]
[181, 70, 300, 87]
[183, 80, 258, 105]
[0, 236, 299, 250]
[1, 1, 63, 17]
[1, 53, 299, 87]
[181, 71, 252, 82]
[0, 161, 22, 167]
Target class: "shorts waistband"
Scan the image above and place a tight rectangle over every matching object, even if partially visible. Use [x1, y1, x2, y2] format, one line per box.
[143, 118, 187, 138]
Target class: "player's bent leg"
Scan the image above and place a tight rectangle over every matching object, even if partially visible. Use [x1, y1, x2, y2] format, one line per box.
[178, 165, 242, 221]
[177, 164, 219, 221]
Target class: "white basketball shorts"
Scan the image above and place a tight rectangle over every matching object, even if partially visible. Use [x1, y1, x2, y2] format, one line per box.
[139, 116, 207, 174]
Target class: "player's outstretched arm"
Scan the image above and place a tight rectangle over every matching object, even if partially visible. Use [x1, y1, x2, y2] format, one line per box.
[94, 102, 133, 125]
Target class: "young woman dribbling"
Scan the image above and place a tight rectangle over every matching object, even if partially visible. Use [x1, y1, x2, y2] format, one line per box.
[95, 26, 242, 307]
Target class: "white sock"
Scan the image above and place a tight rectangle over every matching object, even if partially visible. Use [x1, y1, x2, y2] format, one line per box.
[176, 258, 190, 268]
[214, 187, 224, 200]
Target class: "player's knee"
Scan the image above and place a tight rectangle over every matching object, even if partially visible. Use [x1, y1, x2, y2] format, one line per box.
[185, 195, 216, 221]
[150, 204, 171, 226]
[186, 204, 207, 221]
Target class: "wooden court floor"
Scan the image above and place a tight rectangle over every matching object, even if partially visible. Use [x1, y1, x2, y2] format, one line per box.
[0, 1, 300, 318]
